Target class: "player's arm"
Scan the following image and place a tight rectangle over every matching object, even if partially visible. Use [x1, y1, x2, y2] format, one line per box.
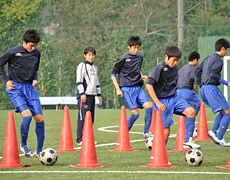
[141, 71, 148, 82]
[76, 63, 87, 102]
[111, 75, 123, 97]
[0, 50, 12, 88]
[146, 84, 166, 113]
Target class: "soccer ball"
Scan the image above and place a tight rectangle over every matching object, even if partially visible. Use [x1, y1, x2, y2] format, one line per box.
[145, 136, 153, 150]
[193, 128, 198, 139]
[185, 149, 203, 166]
[40, 148, 58, 166]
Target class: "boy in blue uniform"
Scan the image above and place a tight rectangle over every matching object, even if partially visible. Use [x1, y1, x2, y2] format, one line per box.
[76, 47, 102, 145]
[0, 29, 45, 158]
[195, 38, 230, 147]
[146, 46, 201, 149]
[111, 35, 153, 139]
[177, 51, 201, 117]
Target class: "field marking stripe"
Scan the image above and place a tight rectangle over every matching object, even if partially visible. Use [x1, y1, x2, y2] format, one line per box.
[0, 171, 230, 175]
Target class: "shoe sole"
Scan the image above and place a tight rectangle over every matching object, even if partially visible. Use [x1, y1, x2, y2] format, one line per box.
[208, 134, 220, 145]
[183, 144, 201, 150]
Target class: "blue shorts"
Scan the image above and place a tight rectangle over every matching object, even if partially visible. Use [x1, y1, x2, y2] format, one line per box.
[121, 85, 150, 110]
[152, 95, 191, 128]
[6, 81, 42, 116]
[177, 89, 201, 107]
[200, 84, 229, 114]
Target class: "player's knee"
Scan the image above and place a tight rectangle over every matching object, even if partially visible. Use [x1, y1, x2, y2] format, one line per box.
[185, 107, 195, 118]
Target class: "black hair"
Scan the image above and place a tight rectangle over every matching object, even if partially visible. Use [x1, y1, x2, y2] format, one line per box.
[165, 45, 182, 59]
[84, 47, 96, 55]
[23, 29, 40, 43]
[188, 51, 200, 62]
[215, 38, 230, 51]
[128, 35, 141, 47]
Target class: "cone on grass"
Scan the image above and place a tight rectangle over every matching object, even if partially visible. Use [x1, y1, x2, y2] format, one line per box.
[108, 106, 139, 152]
[140, 111, 178, 168]
[148, 107, 156, 135]
[57, 106, 77, 152]
[216, 150, 230, 169]
[194, 102, 212, 141]
[0, 112, 30, 168]
[70, 111, 107, 168]
[168, 116, 189, 152]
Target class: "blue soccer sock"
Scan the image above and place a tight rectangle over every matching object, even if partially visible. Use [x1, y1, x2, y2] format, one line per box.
[194, 106, 200, 116]
[184, 117, 195, 143]
[127, 114, 139, 131]
[20, 116, 32, 147]
[35, 121, 45, 152]
[165, 140, 168, 145]
[217, 114, 230, 140]
[212, 112, 223, 134]
[144, 107, 153, 134]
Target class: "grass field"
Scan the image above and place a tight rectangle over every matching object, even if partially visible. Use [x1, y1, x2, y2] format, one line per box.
[0, 108, 230, 180]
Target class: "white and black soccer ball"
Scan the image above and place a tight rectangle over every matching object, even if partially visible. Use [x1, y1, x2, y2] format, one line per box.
[40, 148, 58, 166]
[185, 149, 203, 166]
[145, 136, 153, 150]
[193, 128, 198, 139]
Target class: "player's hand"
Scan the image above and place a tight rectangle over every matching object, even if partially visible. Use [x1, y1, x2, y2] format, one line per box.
[33, 80, 38, 87]
[6, 80, 15, 90]
[98, 96, 102, 105]
[81, 94, 87, 103]
[228, 82, 230, 87]
[117, 89, 123, 97]
[142, 75, 148, 82]
[156, 100, 166, 113]
[193, 85, 196, 90]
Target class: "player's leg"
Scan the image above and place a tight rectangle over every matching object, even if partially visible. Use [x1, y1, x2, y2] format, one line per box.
[174, 97, 201, 149]
[121, 86, 140, 131]
[77, 99, 85, 145]
[164, 127, 170, 145]
[201, 85, 230, 146]
[138, 88, 153, 137]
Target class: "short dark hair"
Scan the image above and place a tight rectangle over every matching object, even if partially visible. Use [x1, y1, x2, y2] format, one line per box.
[23, 29, 40, 43]
[128, 35, 141, 47]
[84, 47, 96, 55]
[188, 51, 200, 62]
[165, 45, 182, 59]
[215, 38, 230, 51]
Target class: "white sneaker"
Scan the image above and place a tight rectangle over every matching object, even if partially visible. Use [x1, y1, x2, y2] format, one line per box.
[208, 130, 219, 144]
[216, 138, 230, 147]
[34, 150, 41, 159]
[95, 141, 98, 144]
[20, 144, 34, 158]
[183, 137, 201, 149]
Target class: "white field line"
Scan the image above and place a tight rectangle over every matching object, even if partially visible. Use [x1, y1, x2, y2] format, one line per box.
[0, 170, 230, 175]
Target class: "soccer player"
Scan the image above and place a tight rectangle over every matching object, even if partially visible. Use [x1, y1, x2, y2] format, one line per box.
[177, 51, 201, 117]
[111, 35, 153, 139]
[195, 38, 230, 147]
[76, 47, 102, 145]
[146, 45, 201, 149]
[0, 29, 45, 158]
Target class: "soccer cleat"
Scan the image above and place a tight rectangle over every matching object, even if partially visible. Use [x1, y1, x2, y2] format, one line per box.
[143, 132, 153, 139]
[208, 130, 219, 144]
[183, 137, 201, 149]
[34, 150, 41, 159]
[77, 141, 82, 145]
[20, 144, 34, 158]
[216, 138, 230, 147]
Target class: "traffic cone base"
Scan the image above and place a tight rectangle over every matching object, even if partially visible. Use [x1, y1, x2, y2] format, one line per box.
[216, 165, 230, 169]
[57, 106, 77, 152]
[0, 112, 30, 168]
[70, 164, 107, 168]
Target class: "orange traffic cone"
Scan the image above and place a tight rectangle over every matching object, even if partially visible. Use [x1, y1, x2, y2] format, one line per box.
[108, 106, 139, 152]
[0, 112, 30, 168]
[70, 111, 107, 168]
[194, 102, 212, 141]
[216, 150, 230, 169]
[140, 111, 178, 168]
[168, 116, 188, 152]
[148, 107, 156, 135]
[57, 106, 77, 152]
